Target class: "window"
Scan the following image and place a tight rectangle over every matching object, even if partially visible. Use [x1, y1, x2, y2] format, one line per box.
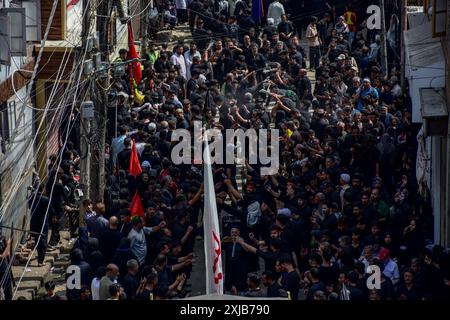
[0, 8, 27, 56]
[0, 102, 10, 150]
[432, 0, 447, 37]
[0, 14, 11, 65]
[8, 100, 18, 130]
[20, 0, 42, 42]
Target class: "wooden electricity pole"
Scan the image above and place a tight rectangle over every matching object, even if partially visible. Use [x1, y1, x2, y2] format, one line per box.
[90, 0, 109, 203]
[400, 0, 407, 90]
[380, 0, 389, 75]
[79, 0, 91, 226]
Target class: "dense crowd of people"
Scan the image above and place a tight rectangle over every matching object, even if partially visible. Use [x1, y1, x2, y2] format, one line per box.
[2, 0, 449, 301]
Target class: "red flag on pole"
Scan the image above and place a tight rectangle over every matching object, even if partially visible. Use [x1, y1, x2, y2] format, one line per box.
[129, 139, 142, 177]
[127, 22, 142, 85]
[130, 191, 144, 217]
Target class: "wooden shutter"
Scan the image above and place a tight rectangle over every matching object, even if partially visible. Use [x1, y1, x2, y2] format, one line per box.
[432, 0, 447, 37]
[40, 0, 64, 41]
[0, 8, 26, 56]
[21, 0, 42, 41]
[0, 14, 11, 65]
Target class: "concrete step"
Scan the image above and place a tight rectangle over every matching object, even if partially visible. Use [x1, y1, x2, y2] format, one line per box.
[17, 279, 42, 292]
[13, 262, 52, 282]
[14, 289, 34, 300]
[55, 253, 70, 261]
[52, 260, 70, 269]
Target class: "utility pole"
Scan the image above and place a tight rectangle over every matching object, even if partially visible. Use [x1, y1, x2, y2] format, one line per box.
[79, 0, 91, 226]
[400, 0, 407, 91]
[380, 0, 389, 76]
[140, 0, 149, 54]
[90, 0, 109, 203]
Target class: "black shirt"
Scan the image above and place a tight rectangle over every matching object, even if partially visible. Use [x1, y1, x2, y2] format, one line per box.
[267, 282, 286, 298]
[307, 281, 326, 300]
[117, 148, 132, 171]
[281, 271, 300, 300]
[122, 273, 139, 299]
[348, 285, 366, 300]
[278, 21, 294, 36]
[319, 264, 340, 286]
[99, 228, 123, 263]
[29, 193, 51, 232]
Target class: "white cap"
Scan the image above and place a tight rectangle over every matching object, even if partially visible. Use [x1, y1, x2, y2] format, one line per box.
[277, 208, 292, 218]
[117, 91, 129, 99]
[148, 122, 157, 131]
[142, 161, 151, 168]
[340, 173, 351, 183]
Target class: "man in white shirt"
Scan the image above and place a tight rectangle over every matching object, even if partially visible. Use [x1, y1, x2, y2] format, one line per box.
[170, 45, 187, 79]
[184, 41, 201, 80]
[305, 16, 321, 70]
[267, 0, 285, 27]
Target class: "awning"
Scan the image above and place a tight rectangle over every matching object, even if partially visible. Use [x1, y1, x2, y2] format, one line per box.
[404, 20, 444, 70]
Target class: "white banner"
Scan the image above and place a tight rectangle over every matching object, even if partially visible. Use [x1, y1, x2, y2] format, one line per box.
[203, 141, 224, 295]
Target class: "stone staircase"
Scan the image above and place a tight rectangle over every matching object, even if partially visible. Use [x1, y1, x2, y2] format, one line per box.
[12, 231, 72, 300]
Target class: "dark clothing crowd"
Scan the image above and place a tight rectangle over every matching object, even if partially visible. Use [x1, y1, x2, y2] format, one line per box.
[6, 0, 449, 301]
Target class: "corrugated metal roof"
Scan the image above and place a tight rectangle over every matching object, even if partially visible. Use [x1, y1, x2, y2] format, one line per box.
[404, 20, 444, 69]
[407, 11, 428, 28]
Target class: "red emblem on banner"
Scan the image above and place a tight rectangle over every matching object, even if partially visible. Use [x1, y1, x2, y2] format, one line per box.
[212, 231, 222, 284]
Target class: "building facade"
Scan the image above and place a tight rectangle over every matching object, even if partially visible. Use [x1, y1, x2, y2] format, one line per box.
[0, 0, 141, 242]
[0, 0, 38, 241]
[405, 0, 450, 247]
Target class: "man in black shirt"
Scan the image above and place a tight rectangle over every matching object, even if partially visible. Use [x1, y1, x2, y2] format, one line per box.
[240, 8, 256, 31]
[306, 268, 326, 300]
[262, 270, 287, 298]
[223, 227, 249, 292]
[192, 19, 210, 52]
[278, 14, 294, 41]
[295, 69, 312, 100]
[29, 183, 52, 266]
[186, 70, 200, 100]
[188, 0, 203, 32]
[234, 0, 250, 22]
[46, 170, 66, 247]
[279, 256, 300, 300]
[117, 138, 133, 172]
[347, 270, 366, 300]
[263, 18, 277, 40]
[154, 53, 171, 74]
[246, 44, 266, 81]
[99, 216, 123, 263]
[122, 259, 139, 300]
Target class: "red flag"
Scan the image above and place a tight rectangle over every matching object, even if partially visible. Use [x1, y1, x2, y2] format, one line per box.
[129, 139, 142, 177]
[127, 22, 142, 85]
[130, 191, 144, 217]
